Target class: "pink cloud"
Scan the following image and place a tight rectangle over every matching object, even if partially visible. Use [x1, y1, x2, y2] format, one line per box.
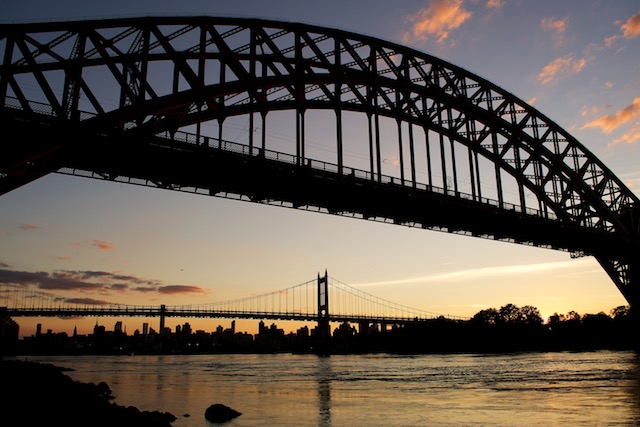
[537, 54, 589, 85]
[92, 240, 113, 250]
[541, 17, 568, 46]
[583, 97, 640, 134]
[403, 0, 472, 45]
[486, 0, 504, 9]
[620, 12, 640, 39]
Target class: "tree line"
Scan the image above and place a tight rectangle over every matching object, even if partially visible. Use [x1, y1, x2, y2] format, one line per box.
[377, 303, 637, 354]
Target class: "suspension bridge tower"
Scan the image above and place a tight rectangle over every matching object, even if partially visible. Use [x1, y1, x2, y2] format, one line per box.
[317, 270, 331, 354]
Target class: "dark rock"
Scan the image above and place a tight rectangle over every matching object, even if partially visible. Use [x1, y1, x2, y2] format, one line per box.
[0, 360, 176, 427]
[204, 404, 242, 423]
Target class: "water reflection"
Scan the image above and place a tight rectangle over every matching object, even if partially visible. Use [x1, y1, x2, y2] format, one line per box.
[317, 355, 332, 427]
[16, 351, 640, 426]
[625, 352, 640, 423]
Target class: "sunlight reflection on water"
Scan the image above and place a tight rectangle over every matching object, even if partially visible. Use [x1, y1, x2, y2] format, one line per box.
[22, 350, 640, 426]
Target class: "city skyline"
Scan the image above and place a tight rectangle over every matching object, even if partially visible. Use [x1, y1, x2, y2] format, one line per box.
[2, 0, 639, 337]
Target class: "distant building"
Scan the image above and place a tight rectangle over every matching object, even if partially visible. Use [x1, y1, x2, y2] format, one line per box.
[182, 322, 192, 336]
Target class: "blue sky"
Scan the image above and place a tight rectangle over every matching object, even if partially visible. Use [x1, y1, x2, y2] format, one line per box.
[1, 0, 639, 336]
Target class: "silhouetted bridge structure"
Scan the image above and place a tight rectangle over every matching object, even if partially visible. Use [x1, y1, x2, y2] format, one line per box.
[1, 17, 639, 311]
[1, 272, 466, 338]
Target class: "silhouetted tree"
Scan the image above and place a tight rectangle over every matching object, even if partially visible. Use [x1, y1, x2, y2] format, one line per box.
[565, 310, 581, 322]
[610, 305, 630, 320]
[520, 305, 543, 325]
[471, 308, 500, 325]
[499, 303, 522, 323]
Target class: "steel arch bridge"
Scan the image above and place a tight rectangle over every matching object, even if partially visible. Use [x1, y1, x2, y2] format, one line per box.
[1, 17, 639, 309]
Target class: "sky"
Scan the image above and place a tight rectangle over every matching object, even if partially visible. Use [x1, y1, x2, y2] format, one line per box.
[1, 0, 639, 337]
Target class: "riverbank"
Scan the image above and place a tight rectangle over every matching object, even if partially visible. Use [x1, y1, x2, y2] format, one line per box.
[0, 359, 176, 427]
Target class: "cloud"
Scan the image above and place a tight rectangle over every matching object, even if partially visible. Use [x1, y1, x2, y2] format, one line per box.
[351, 258, 594, 287]
[582, 97, 640, 134]
[157, 285, 206, 295]
[0, 266, 206, 295]
[541, 17, 568, 46]
[604, 34, 620, 48]
[403, 0, 472, 45]
[61, 297, 111, 306]
[486, 0, 504, 9]
[17, 224, 40, 231]
[537, 54, 589, 85]
[92, 240, 113, 250]
[620, 12, 640, 39]
[0, 268, 102, 291]
[69, 240, 115, 250]
[611, 125, 640, 147]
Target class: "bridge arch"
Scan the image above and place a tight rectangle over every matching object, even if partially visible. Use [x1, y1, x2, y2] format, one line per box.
[1, 17, 639, 308]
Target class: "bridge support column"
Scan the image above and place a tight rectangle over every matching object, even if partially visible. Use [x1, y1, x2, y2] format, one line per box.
[160, 304, 166, 334]
[316, 270, 331, 354]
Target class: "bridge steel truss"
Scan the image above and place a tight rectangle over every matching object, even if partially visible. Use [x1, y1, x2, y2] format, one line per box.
[1, 17, 639, 309]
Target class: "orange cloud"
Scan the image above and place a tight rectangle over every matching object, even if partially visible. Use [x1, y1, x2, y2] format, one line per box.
[157, 285, 206, 295]
[537, 54, 589, 85]
[583, 97, 640, 134]
[92, 240, 113, 250]
[404, 0, 472, 44]
[541, 17, 568, 46]
[611, 125, 640, 147]
[620, 12, 640, 39]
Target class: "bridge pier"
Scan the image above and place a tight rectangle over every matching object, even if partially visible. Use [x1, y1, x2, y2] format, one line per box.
[160, 305, 166, 334]
[316, 270, 331, 354]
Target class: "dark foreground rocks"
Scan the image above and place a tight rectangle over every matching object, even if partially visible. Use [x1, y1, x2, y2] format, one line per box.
[0, 359, 176, 427]
[205, 403, 242, 423]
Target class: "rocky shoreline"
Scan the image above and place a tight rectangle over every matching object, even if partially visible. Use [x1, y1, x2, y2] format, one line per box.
[0, 359, 176, 427]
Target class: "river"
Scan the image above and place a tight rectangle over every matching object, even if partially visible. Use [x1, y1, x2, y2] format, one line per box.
[18, 351, 640, 426]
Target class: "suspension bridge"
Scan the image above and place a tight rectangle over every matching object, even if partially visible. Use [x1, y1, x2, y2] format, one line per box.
[0, 272, 466, 336]
[0, 16, 639, 315]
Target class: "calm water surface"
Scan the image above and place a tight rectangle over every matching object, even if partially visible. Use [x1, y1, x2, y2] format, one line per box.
[22, 351, 640, 426]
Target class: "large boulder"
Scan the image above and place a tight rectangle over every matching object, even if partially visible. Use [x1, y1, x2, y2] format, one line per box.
[204, 404, 242, 423]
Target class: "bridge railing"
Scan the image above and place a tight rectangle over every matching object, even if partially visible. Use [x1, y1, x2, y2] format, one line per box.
[3, 96, 555, 220]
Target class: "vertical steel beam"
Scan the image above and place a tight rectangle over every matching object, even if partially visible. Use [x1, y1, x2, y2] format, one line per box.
[0, 35, 14, 106]
[335, 38, 343, 174]
[424, 127, 433, 190]
[397, 119, 405, 184]
[492, 131, 504, 208]
[438, 108, 448, 193]
[368, 113, 375, 179]
[447, 108, 459, 195]
[249, 27, 257, 152]
[375, 111, 382, 182]
[408, 122, 416, 187]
